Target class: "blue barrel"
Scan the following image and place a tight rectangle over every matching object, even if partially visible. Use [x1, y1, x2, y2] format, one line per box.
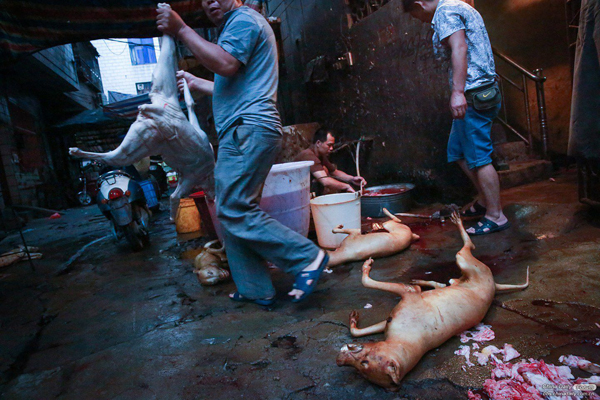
[139, 180, 159, 209]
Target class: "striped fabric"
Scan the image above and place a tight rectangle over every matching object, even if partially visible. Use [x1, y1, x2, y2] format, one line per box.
[0, 0, 210, 63]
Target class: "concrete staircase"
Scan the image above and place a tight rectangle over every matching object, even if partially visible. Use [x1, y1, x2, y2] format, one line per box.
[493, 140, 553, 190]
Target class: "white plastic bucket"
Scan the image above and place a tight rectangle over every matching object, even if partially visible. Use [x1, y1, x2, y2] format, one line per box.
[260, 161, 314, 237]
[208, 161, 315, 245]
[310, 192, 361, 249]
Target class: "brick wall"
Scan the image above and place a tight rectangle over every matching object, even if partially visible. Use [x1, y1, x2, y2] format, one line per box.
[92, 38, 162, 100]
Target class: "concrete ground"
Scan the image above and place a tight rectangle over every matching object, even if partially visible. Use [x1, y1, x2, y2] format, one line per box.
[0, 170, 599, 400]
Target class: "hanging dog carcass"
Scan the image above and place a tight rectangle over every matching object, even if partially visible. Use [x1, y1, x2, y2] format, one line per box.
[69, 3, 215, 220]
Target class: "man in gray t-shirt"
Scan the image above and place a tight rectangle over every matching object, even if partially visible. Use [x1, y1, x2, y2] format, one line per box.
[157, 0, 328, 305]
[403, 0, 509, 236]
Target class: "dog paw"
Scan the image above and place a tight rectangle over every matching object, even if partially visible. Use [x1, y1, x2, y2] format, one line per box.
[68, 147, 81, 156]
[361, 258, 373, 274]
[450, 211, 461, 225]
[349, 310, 359, 326]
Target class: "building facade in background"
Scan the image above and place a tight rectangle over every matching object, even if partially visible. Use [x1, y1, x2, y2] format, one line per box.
[92, 38, 161, 103]
[0, 42, 103, 217]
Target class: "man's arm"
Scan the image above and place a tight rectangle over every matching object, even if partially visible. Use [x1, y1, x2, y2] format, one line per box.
[313, 171, 355, 193]
[156, 8, 241, 77]
[331, 169, 367, 187]
[177, 71, 214, 96]
[447, 29, 468, 119]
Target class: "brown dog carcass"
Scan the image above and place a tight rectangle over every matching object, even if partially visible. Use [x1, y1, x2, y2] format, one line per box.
[69, 3, 215, 220]
[327, 208, 419, 268]
[193, 240, 230, 286]
[336, 212, 529, 390]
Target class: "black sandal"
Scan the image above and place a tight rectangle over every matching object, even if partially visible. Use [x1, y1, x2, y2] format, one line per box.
[468, 217, 511, 236]
[462, 202, 487, 217]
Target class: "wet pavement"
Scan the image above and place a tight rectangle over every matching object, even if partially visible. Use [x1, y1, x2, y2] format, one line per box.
[0, 170, 599, 399]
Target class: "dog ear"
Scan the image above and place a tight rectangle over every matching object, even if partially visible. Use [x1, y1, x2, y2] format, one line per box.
[386, 360, 402, 385]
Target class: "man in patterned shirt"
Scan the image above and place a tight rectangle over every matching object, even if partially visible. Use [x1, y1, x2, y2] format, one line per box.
[403, 0, 509, 235]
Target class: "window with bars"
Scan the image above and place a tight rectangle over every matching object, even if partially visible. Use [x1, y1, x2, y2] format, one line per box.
[128, 38, 157, 65]
[347, 0, 391, 24]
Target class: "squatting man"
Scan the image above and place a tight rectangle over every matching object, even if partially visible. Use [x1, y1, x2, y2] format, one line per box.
[295, 127, 367, 195]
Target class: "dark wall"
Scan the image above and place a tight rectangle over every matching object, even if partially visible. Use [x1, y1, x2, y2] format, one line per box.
[269, 0, 467, 202]
[267, 0, 572, 201]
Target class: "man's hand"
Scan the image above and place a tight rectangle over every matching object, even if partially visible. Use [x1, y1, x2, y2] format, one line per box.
[450, 90, 467, 120]
[177, 70, 214, 96]
[344, 184, 356, 193]
[156, 6, 187, 38]
[176, 71, 200, 94]
[350, 176, 367, 187]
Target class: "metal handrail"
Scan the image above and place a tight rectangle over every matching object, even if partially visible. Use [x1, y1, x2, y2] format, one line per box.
[492, 47, 549, 159]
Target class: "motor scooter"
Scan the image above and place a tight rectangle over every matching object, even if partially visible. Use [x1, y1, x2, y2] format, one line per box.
[97, 170, 151, 251]
[77, 161, 101, 206]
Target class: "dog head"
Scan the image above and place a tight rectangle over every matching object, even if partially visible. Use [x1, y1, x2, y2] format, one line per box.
[194, 266, 230, 286]
[336, 342, 406, 390]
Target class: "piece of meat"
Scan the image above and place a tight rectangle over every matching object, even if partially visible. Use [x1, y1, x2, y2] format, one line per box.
[460, 323, 496, 343]
[560, 355, 600, 374]
[480, 358, 600, 400]
[467, 391, 483, 400]
[473, 345, 502, 366]
[503, 344, 521, 362]
[455, 345, 475, 367]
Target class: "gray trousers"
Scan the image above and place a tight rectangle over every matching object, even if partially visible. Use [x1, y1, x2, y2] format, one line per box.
[214, 124, 321, 299]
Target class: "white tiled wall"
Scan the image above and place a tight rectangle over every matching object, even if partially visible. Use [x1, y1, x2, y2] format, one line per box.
[91, 38, 162, 102]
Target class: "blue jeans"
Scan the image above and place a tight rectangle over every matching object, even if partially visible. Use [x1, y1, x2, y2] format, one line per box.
[214, 124, 320, 299]
[447, 103, 501, 169]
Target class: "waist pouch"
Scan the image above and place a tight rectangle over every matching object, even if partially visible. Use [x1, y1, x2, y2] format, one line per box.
[466, 82, 502, 111]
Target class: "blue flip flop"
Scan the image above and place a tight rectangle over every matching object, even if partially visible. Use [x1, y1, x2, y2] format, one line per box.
[291, 252, 330, 303]
[230, 292, 275, 306]
[468, 217, 511, 236]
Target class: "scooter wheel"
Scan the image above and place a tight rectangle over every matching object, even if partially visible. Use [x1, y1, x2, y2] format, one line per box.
[77, 192, 93, 206]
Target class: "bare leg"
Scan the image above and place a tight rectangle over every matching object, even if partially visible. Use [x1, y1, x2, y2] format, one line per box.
[169, 173, 196, 221]
[450, 212, 483, 279]
[410, 279, 447, 289]
[361, 259, 419, 296]
[69, 122, 156, 166]
[349, 310, 387, 337]
[450, 211, 475, 251]
[149, 28, 178, 100]
[332, 228, 361, 235]
[181, 78, 211, 146]
[383, 208, 402, 223]
[495, 267, 529, 292]
[457, 160, 486, 208]
[473, 164, 506, 223]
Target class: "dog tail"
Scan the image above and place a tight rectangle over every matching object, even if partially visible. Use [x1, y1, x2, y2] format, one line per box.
[204, 239, 225, 255]
[495, 266, 529, 292]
